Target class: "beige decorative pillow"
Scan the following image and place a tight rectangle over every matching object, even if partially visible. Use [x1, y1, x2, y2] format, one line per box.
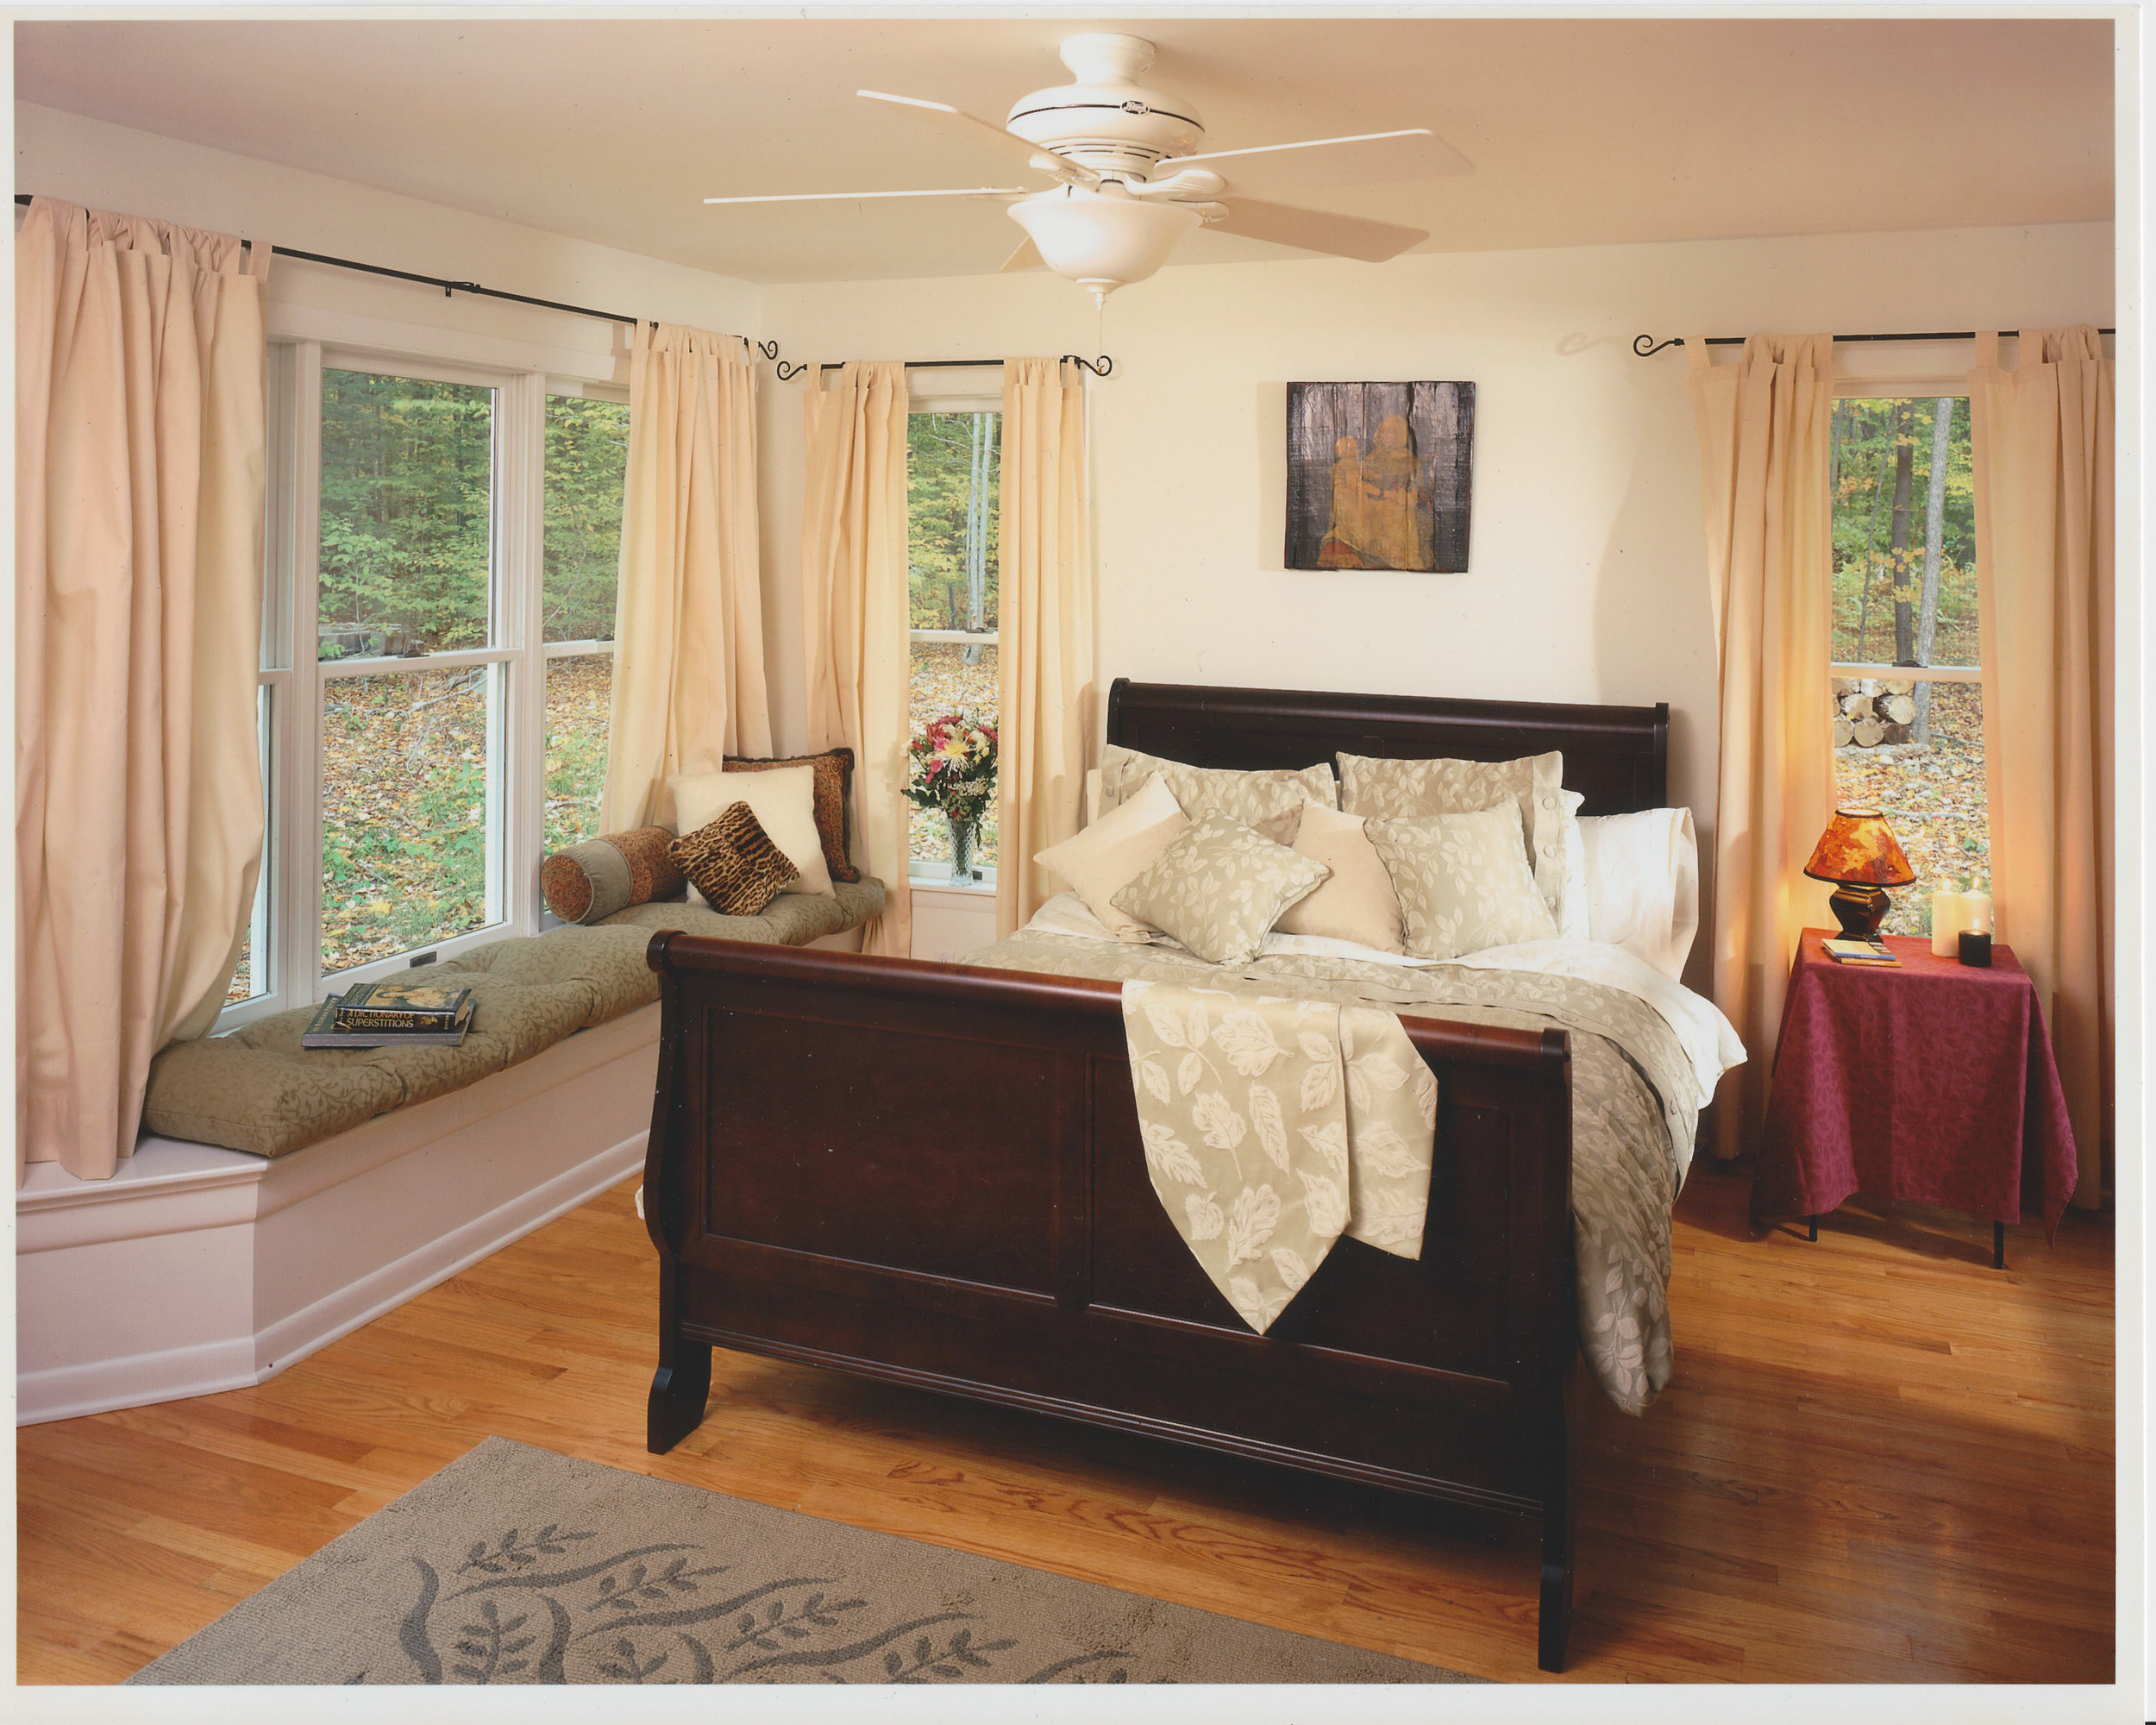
[1110, 813, 1332, 967]
[1098, 745, 1335, 844]
[1367, 806, 1560, 961]
[1338, 750, 1565, 923]
[667, 803, 800, 917]
[670, 763, 834, 899]
[1273, 803, 1406, 953]
[1034, 773, 1189, 942]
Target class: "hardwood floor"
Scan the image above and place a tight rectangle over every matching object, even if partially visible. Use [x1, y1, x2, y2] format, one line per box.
[16, 1155, 2114, 1685]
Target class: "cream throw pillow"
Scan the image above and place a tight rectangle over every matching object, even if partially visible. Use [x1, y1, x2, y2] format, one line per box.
[670, 764, 835, 900]
[1098, 745, 1334, 844]
[1338, 750, 1566, 925]
[1368, 806, 1559, 961]
[1273, 803, 1406, 953]
[1035, 773, 1188, 943]
[1110, 813, 1331, 967]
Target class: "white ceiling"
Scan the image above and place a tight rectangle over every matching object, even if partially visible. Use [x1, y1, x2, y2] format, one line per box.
[15, 16, 2115, 285]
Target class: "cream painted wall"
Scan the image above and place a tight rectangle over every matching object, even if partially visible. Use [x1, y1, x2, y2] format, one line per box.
[761, 221, 2112, 983]
[16, 101, 763, 381]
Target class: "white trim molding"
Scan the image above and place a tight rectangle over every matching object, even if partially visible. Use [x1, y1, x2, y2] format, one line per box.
[16, 1005, 660, 1425]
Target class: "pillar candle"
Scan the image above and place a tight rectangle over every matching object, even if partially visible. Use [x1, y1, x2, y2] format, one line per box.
[1930, 888, 1967, 957]
[1961, 889, 1993, 937]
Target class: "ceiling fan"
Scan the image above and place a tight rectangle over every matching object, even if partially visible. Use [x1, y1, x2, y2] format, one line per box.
[705, 33, 1473, 304]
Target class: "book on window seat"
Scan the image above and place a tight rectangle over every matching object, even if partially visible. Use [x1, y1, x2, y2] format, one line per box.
[304, 994, 475, 1048]
[1821, 936, 1899, 966]
[330, 977, 475, 1032]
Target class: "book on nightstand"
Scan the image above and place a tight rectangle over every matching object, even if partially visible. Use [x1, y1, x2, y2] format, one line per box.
[329, 976, 474, 1032]
[303, 994, 475, 1048]
[1822, 936, 1899, 966]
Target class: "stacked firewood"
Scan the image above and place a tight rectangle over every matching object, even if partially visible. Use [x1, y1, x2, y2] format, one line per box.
[1833, 677, 1918, 749]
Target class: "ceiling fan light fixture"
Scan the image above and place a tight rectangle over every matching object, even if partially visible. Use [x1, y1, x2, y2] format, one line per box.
[1006, 189, 1202, 302]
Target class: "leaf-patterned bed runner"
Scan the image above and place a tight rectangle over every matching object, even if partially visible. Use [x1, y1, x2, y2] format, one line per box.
[1120, 980, 1437, 1334]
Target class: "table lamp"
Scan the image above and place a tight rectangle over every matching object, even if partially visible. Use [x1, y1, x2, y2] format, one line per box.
[1803, 806, 1915, 938]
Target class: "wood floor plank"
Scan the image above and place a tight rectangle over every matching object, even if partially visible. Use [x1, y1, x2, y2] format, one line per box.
[17, 1157, 2114, 1686]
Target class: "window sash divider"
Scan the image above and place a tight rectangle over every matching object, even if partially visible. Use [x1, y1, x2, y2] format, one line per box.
[1829, 662, 1981, 685]
[542, 639, 618, 659]
[909, 629, 1000, 646]
[317, 646, 516, 681]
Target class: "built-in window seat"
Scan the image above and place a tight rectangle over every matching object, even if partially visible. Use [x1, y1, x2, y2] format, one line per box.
[15, 883, 881, 1425]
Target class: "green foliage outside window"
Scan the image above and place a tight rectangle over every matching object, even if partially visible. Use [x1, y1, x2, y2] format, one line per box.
[1830, 397, 1977, 668]
[544, 396, 630, 643]
[908, 411, 1000, 631]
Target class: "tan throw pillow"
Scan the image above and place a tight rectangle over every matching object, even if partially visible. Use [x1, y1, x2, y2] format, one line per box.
[540, 826, 685, 925]
[1098, 745, 1334, 844]
[1338, 750, 1565, 924]
[1368, 806, 1560, 961]
[1035, 772, 1188, 943]
[1110, 813, 1332, 967]
[668, 803, 801, 917]
[1273, 803, 1406, 953]
[670, 763, 834, 899]
[725, 749, 860, 884]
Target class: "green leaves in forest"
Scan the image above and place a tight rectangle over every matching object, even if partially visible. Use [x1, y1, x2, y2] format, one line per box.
[907, 411, 1000, 632]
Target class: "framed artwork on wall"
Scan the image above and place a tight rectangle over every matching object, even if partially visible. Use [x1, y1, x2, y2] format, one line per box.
[1285, 380, 1475, 572]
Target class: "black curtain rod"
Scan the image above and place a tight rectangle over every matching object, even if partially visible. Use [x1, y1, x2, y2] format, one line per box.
[796, 354, 1113, 381]
[13, 193, 781, 361]
[1634, 328, 2115, 358]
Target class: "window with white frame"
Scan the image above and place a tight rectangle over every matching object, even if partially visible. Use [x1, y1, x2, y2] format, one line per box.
[906, 397, 1001, 883]
[222, 340, 628, 1027]
[1827, 387, 1989, 936]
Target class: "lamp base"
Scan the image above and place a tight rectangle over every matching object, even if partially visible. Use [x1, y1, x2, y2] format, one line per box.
[1827, 882, 1891, 938]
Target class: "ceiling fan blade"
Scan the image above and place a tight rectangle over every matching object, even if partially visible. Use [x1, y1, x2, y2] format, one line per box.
[1000, 235, 1045, 273]
[1164, 129, 1472, 188]
[857, 89, 1097, 186]
[1208, 198, 1427, 264]
[703, 186, 1028, 205]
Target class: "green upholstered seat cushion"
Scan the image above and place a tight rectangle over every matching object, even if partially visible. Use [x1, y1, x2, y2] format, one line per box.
[141, 881, 886, 1161]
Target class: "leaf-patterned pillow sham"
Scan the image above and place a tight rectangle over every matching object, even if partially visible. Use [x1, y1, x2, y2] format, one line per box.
[1099, 745, 1336, 845]
[1367, 806, 1559, 961]
[1338, 750, 1567, 926]
[1110, 813, 1331, 966]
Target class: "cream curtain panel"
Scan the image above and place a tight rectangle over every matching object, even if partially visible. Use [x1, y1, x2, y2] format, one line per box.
[996, 358, 1094, 938]
[1968, 327, 2114, 1207]
[603, 323, 773, 833]
[1687, 335, 1839, 1158]
[801, 361, 912, 957]
[16, 198, 272, 1182]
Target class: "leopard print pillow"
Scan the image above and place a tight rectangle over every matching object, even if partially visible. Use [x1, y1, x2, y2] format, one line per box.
[667, 803, 800, 918]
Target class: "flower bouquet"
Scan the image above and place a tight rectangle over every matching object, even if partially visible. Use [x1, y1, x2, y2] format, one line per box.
[905, 712, 998, 880]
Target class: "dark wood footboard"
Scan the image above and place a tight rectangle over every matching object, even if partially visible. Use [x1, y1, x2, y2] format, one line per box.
[639, 934, 1581, 1671]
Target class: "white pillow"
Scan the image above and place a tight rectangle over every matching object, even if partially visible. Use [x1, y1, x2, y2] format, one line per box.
[1034, 772, 1188, 943]
[1273, 803, 1406, 953]
[1555, 790, 1589, 941]
[669, 764, 836, 900]
[1577, 807, 1700, 981]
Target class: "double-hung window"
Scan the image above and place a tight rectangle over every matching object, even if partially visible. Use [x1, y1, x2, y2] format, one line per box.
[906, 390, 1002, 884]
[1827, 385, 1989, 935]
[222, 340, 627, 1027]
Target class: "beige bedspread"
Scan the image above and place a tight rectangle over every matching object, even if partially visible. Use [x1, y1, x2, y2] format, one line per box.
[964, 928, 1700, 1415]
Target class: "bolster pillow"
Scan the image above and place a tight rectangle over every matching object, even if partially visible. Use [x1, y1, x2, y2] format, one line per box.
[541, 826, 685, 925]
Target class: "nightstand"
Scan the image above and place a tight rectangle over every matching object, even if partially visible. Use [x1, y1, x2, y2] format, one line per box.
[1751, 929, 2079, 1266]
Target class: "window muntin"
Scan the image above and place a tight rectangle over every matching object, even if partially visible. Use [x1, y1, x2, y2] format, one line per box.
[906, 405, 1001, 878]
[1827, 392, 1989, 936]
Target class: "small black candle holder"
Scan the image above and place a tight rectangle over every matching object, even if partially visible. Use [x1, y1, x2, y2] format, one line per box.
[1959, 930, 1993, 968]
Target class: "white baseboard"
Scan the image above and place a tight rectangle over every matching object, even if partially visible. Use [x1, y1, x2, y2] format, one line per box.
[16, 1005, 660, 1426]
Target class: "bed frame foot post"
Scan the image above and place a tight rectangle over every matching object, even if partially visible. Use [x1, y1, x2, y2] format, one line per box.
[648, 1335, 712, 1454]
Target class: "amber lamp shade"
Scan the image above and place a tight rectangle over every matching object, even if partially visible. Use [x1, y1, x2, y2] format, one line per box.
[1803, 806, 1916, 938]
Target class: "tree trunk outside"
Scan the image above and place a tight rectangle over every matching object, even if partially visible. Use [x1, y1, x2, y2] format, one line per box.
[1889, 406, 1916, 665]
[1912, 397, 1953, 743]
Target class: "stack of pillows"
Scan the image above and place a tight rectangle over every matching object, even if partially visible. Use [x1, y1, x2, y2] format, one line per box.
[1035, 743, 1698, 981]
[539, 748, 859, 925]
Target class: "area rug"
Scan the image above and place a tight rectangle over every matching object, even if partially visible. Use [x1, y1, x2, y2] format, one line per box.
[128, 1436, 1482, 1686]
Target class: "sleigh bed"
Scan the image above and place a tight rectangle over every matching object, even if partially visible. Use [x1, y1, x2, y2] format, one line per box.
[639, 679, 1675, 1673]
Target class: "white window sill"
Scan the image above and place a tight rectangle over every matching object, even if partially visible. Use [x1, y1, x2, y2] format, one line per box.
[908, 872, 997, 900]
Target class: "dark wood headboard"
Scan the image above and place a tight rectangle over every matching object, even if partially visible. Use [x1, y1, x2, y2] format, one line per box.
[1105, 679, 1669, 816]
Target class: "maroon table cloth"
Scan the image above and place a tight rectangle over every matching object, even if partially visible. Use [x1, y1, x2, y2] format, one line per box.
[1753, 930, 2078, 1237]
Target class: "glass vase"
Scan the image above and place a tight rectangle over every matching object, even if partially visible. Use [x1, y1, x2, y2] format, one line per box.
[946, 813, 979, 882]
